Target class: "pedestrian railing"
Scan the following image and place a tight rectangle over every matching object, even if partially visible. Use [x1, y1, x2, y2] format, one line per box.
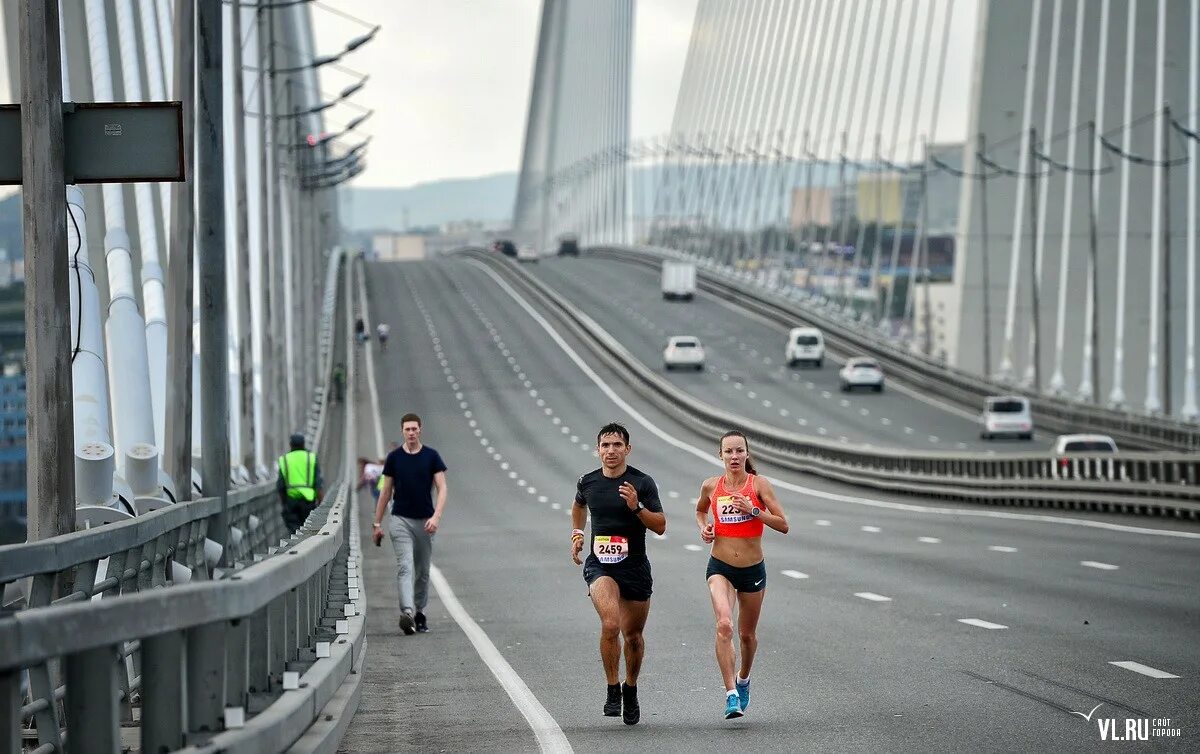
[589, 244, 1200, 453]
[466, 248, 1200, 519]
[0, 481, 363, 753]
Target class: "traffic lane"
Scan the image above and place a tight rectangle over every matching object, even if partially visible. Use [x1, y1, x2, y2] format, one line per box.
[526, 258, 918, 448]
[529, 256, 1004, 453]
[457, 255, 1200, 709]
[379, 262, 1127, 752]
[341, 266, 538, 754]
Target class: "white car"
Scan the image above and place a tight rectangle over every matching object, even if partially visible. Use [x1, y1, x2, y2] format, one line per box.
[516, 243, 539, 263]
[980, 396, 1034, 440]
[785, 326, 825, 367]
[663, 336, 705, 371]
[839, 356, 884, 392]
[1053, 434, 1118, 454]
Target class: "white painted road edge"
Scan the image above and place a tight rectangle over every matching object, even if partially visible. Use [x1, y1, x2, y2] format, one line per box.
[431, 566, 574, 753]
[470, 261, 1200, 542]
[362, 264, 572, 753]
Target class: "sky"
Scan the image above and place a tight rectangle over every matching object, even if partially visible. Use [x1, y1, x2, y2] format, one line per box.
[312, 0, 702, 188]
[0, 1, 979, 191]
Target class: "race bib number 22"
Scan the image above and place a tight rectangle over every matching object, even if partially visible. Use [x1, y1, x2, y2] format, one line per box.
[716, 495, 752, 524]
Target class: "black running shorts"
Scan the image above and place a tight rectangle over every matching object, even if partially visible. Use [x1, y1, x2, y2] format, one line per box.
[706, 556, 766, 593]
[583, 554, 653, 602]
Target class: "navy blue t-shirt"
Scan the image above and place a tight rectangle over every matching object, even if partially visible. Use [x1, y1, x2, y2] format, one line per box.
[382, 445, 447, 519]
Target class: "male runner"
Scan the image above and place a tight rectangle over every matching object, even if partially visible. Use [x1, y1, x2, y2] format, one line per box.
[571, 422, 666, 725]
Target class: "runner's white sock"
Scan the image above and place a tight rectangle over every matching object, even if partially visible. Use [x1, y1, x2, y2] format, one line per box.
[736, 675, 749, 686]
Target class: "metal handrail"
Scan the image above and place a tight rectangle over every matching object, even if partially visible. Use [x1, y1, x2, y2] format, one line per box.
[463, 249, 1199, 518]
[591, 244, 1200, 452]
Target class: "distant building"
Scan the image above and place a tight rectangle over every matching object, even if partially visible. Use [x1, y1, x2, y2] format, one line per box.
[788, 187, 833, 227]
[0, 371, 26, 524]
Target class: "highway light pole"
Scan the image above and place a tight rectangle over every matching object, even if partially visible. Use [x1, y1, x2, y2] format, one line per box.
[19, 0, 74, 541]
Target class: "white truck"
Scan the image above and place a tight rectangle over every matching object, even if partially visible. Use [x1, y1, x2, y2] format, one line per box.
[661, 260, 697, 301]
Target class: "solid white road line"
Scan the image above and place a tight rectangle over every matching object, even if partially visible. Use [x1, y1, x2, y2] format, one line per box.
[855, 592, 893, 602]
[781, 570, 809, 579]
[469, 262, 1200, 541]
[957, 618, 1008, 630]
[431, 566, 574, 753]
[1080, 561, 1119, 570]
[356, 261, 385, 456]
[1108, 661, 1180, 679]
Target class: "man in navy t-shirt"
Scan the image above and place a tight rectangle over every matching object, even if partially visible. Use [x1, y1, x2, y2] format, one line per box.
[372, 413, 448, 635]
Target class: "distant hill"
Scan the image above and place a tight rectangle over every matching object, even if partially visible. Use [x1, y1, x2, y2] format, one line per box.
[340, 173, 519, 233]
[340, 161, 839, 233]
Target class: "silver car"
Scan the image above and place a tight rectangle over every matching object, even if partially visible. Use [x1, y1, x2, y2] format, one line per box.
[980, 396, 1034, 440]
[838, 357, 884, 392]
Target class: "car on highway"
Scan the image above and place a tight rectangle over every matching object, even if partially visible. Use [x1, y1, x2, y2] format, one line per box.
[839, 356, 884, 392]
[1052, 434, 1118, 454]
[557, 234, 580, 256]
[516, 243, 539, 263]
[785, 326, 825, 367]
[492, 239, 517, 257]
[980, 396, 1034, 440]
[663, 336, 706, 371]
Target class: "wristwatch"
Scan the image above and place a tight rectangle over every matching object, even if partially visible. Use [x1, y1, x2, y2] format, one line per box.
[750, 507, 761, 518]
[633, 504, 645, 514]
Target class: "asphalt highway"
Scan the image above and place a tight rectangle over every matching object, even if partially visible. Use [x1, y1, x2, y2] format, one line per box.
[339, 258, 1199, 753]
[526, 255, 1046, 454]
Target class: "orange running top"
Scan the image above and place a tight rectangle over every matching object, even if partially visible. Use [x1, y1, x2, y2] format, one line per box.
[710, 474, 765, 538]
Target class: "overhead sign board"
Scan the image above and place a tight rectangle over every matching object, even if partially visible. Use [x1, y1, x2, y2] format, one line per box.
[0, 101, 185, 185]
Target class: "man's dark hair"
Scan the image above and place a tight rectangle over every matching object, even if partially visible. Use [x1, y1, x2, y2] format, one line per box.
[401, 413, 422, 427]
[289, 433, 306, 450]
[596, 422, 630, 446]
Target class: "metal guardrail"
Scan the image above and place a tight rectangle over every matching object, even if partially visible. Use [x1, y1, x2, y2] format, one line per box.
[0, 251, 363, 752]
[590, 244, 1200, 453]
[464, 248, 1200, 519]
[0, 483, 362, 753]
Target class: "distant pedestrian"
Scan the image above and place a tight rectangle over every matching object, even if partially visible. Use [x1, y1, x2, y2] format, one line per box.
[332, 362, 346, 403]
[355, 317, 369, 345]
[277, 433, 323, 534]
[376, 322, 390, 351]
[372, 414, 448, 635]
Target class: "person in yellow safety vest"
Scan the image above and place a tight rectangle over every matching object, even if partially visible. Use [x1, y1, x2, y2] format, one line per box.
[277, 433, 324, 533]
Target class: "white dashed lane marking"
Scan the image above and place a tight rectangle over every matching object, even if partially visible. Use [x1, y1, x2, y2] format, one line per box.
[1081, 561, 1119, 571]
[684, 544, 703, 552]
[989, 546, 1018, 553]
[860, 526, 881, 533]
[918, 537, 941, 544]
[780, 570, 809, 579]
[855, 592, 893, 602]
[958, 618, 1008, 630]
[1108, 661, 1180, 679]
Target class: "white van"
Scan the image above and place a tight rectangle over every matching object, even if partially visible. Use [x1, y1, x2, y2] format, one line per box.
[785, 327, 825, 367]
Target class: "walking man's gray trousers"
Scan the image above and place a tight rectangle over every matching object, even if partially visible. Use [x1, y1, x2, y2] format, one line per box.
[387, 515, 433, 613]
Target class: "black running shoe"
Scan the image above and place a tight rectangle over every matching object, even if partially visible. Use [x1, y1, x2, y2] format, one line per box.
[603, 684, 621, 717]
[622, 683, 640, 725]
[415, 612, 429, 633]
[399, 611, 416, 635]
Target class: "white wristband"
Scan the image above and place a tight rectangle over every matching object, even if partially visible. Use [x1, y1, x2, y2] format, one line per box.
[571, 528, 585, 538]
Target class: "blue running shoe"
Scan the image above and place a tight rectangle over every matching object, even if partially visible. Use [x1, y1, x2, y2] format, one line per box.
[724, 692, 744, 720]
[736, 678, 750, 712]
